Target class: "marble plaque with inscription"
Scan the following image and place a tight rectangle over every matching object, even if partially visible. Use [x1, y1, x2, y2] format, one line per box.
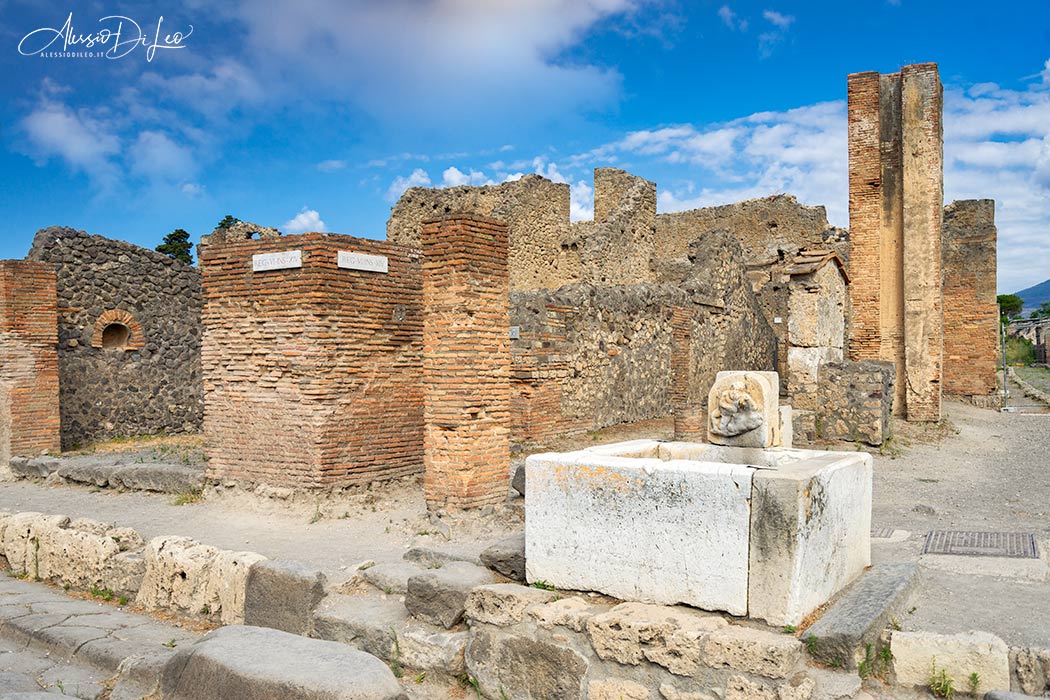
[338, 251, 388, 273]
[252, 250, 302, 272]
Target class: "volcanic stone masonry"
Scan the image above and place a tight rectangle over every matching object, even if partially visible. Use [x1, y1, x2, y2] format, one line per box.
[26, 227, 202, 448]
[0, 261, 60, 466]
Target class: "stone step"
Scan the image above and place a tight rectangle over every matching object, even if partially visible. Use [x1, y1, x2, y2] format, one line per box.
[405, 562, 496, 629]
[803, 563, 917, 669]
[479, 532, 525, 582]
[160, 625, 404, 700]
[362, 561, 426, 595]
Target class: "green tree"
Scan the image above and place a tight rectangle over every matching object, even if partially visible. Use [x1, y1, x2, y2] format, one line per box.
[1029, 301, 1050, 319]
[156, 228, 193, 265]
[216, 215, 240, 230]
[997, 294, 1024, 320]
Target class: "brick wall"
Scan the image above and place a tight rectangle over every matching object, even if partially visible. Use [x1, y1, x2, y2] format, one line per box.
[200, 233, 423, 489]
[942, 200, 998, 398]
[847, 63, 944, 422]
[0, 261, 60, 464]
[422, 215, 510, 510]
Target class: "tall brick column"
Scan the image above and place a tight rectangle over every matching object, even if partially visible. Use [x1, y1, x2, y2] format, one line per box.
[847, 63, 943, 421]
[422, 215, 510, 510]
[670, 306, 705, 441]
[0, 261, 60, 464]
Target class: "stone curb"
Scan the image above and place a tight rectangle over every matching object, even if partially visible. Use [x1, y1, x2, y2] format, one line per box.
[1007, 367, 1050, 405]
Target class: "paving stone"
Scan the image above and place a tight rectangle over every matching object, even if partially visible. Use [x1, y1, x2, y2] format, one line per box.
[313, 593, 409, 659]
[108, 463, 204, 494]
[0, 672, 39, 693]
[466, 627, 588, 700]
[405, 562, 494, 629]
[465, 583, 556, 626]
[362, 561, 425, 595]
[479, 532, 525, 581]
[244, 559, 328, 635]
[984, 693, 1046, 700]
[891, 630, 1010, 693]
[701, 625, 803, 679]
[403, 547, 479, 568]
[160, 625, 405, 700]
[803, 563, 917, 668]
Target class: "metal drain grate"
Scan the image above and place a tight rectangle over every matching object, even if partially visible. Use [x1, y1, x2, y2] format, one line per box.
[871, 527, 895, 538]
[923, 530, 1040, 559]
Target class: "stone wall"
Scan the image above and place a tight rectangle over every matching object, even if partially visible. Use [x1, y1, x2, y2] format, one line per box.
[814, 360, 896, 446]
[387, 175, 575, 291]
[510, 231, 778, 446]
[1010, 318, 1049, 364]
[0, 261, 60, 465]
[785, 257, 848, 411]
[847, 64, 944, 422]
[942, 199, 999, 398]
[200, 233, 424, 489]
[422, 216, 510, 510]
[26, 227, 202, 449]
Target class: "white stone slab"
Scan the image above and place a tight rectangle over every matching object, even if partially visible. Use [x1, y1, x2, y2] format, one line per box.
[748, 451, 872, 626]
[337, 251, 388, 273]
[252, 250, 302, 272]
[525, 451, 754, 615]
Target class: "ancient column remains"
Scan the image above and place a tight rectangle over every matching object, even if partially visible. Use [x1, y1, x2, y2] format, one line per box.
[422, 215, 511, 510]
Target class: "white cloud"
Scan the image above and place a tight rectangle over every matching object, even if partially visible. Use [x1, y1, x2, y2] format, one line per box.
[283, 207, 327, 234]
[19, 98, 121, 189]
[442, 166, 493, 188]
[386, 168, 432, 201]
[717, 5, 747, 31]
[130, 131, 197, 183]
[317, 159, 347, 172]
[762, 10, 794, 28]
[181, 182, 205, 197]
[570, 180, 594, 221]
[204, 0, 647, 128]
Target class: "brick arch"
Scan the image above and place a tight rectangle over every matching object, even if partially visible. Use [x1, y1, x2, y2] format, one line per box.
[90, 309, 144, 350]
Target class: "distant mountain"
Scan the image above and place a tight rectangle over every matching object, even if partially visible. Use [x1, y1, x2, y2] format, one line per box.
[1015, 278, 1050, 316]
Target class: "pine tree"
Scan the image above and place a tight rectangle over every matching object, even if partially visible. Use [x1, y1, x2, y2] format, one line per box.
[156, 228, 193, 265]
[216, 215, 240, 230]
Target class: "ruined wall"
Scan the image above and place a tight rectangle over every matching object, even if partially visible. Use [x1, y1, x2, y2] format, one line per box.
[786, 261, 847, 411]
[422, 216, 510, 510]
[200, 233, 423, 489]
[1010, 319, 1049, 364]
[387, 175, 575, 291]
[510, 231, 778, 446]
[815, 360, 896, 446]
[26, 227, 201, 448]
[942, 200, 999, 398]
[0, 261, 60, 465]
[848, 63, 944, 422]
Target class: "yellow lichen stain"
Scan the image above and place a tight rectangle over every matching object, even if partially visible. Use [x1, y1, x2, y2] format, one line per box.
[803, 487, 812, 521]
[550, 462, 640, 493]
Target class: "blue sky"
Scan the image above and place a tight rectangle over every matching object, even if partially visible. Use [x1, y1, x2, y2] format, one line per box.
[2, 0, 1049, 292]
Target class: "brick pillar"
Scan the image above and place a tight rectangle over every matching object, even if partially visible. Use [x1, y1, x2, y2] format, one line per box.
[900, 63, 944, 422]
[422, 215, 510, 510]
[670, 306, 706, 441]
[0, 261, 60, 464]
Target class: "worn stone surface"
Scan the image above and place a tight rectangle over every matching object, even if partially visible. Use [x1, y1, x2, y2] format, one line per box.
[135, 536, 227, 619]
[527, 446, 754, 615]
[362, 560, 425, 595]
[589, 678, 652, 700]
[725, 675, 777, 700]
[702, 625, 803, 680]
[27, 226, 202, 448]
[405, 562, 494, 629]
[244, 559, 328, 635]
[464, 583, 557, 626]
[465, 627, 588, 700]
[312, 594, 408, 659]
[529, 596, 602, 633]
[891, 630, 1010, 692]
[397, 626, 468, 676]
[479, 532, 525, 581]
[659, 685, 719, 700]
[1013, 647, 1050, 695]
[708, 371, 781, 448]
[804, 563, 917, 668]
[748, 451, 873, 627]
[160, 625, 405, 700]
[587, 602, 728, 675]
[816, 361, 895, 446]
